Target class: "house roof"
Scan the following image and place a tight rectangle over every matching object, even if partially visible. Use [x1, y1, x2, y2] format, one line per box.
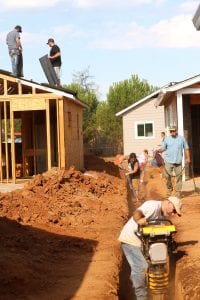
[193, 3, 200, 30]
[116, 89, 162, 117]
[116, 74, 200, 117]
[155, 74, 200, 106]
[0, 69, 88, 109]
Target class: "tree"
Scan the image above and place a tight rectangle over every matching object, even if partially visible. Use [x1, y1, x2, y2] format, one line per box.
[107, 74, 157, 114]
[71, 66, 98, 93]
[65, 72, 158, 155]
[97, 75, 158, 147]
[95, 102, 122, 145]
[64, 68, 99, 144]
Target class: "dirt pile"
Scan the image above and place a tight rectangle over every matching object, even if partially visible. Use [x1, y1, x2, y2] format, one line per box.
[0, 156, 128, 300]
[0, 156, 200, 300]
[0, 166, 124, 228]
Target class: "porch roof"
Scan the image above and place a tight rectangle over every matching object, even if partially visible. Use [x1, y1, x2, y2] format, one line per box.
[155, 74, 200, 106]
[116, 74, 200, 117]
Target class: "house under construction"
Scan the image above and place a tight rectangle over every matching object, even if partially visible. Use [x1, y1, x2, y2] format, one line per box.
[0, 70, 87, 183]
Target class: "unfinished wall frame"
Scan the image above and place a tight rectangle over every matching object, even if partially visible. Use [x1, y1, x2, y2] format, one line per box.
[0, 72, 87, 183]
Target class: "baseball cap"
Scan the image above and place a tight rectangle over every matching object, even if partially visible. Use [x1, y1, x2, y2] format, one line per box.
[47, 38, 54, 44]
[15, 25, 22, 33]
[168, 196, 182, 216]
[169, 124, 177, 131]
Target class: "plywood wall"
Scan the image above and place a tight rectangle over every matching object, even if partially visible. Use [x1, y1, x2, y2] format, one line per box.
[63, 99, 84, 170]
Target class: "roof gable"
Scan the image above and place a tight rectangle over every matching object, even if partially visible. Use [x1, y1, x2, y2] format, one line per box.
[116, 89, 161, 117]
[116, 74, 200, 116]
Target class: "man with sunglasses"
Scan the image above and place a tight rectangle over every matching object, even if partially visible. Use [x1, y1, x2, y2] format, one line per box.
[159, 125, 190, 198]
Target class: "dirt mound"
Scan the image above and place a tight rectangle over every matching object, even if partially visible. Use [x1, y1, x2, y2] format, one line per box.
[0, 166, 124, 228]
[0, 157, 199, 300]
[0, 158, 127, 299]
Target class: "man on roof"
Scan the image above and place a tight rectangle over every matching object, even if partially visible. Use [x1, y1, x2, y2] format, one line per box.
[47, 38, 62, 86]
[6, 25, 23, 77]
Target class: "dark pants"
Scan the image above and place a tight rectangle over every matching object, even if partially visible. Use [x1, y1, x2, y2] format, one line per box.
[17, 53, 23, 77]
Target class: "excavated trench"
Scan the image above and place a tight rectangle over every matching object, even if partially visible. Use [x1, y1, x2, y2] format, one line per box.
[117, 191, 180, 300]
[118, 192, 136, 300]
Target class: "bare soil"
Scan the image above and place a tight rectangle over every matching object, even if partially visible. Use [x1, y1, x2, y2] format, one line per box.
[0, 155, 199, 300]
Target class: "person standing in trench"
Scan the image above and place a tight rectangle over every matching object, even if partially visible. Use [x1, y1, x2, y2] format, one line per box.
[158, 125, 190, 198]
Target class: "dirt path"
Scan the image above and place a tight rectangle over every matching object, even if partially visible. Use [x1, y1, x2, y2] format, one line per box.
[0, 156, 199, 299]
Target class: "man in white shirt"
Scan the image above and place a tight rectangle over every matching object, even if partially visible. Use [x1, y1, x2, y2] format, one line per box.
[118, 197, 182, 300]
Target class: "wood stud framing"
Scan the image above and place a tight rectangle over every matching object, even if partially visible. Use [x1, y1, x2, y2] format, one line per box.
[0, 73, 85, 183]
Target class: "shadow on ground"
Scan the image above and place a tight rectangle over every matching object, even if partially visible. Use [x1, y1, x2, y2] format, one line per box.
[0, 217, 97, 300]
[84, 155, 122, 178]
[118, 191, 137, 300]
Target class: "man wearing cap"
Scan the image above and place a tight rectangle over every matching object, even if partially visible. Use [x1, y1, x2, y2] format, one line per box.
[159, 125, 190, 198]
[118, 197, 181, 300]
[47, 38, 62, 85]
[6, 25, 23, 76]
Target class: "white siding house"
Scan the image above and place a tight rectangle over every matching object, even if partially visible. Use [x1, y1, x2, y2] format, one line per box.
[116, 91, 165, 156]
[117, 74, 200, 176]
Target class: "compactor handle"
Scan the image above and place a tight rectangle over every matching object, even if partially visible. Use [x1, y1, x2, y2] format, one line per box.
[135, 224, 143, 239]
[147, 219, 173, 225]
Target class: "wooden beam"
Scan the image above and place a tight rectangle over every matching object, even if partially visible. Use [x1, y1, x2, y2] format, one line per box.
[0, 99, 10, 103]
[0, 104, 2, 182]
[0, 93, 63, 99]
[178, 88, 200, 94]
[10, 109, 16, 183]
[18, 82, 22, 95]
[33, 112, 37, 174]
[58, 99, 65, 168]
[32, 86, 36, 94]
[56, 98, 61, 168]
[1, 74, 18, 83]
[4, 102, 9, 182]
[3, 79, 7, 96]
[46, 99, 51, 170]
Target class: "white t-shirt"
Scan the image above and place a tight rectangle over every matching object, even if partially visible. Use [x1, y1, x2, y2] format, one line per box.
[118, 200, 163, 247]
[138, 152, 145, 164]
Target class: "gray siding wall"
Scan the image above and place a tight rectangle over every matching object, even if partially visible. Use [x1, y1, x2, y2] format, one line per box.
[122, 99, 165, 158]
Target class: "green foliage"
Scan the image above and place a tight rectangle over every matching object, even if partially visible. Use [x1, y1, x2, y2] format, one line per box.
[96, 74, 158, 146]
[63, 81, 99, 143]
[64, 71, 158, 154]
[107, 74, 157, 114]
[95, 102, 122, 144]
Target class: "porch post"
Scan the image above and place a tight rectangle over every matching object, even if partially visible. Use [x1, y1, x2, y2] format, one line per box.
[177, 91, 185, 180]
[177, 91, 184, 136]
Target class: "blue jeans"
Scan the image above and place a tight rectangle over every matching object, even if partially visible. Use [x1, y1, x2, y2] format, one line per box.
[121, 243, 148, 300]
[9, 49, 19, 76]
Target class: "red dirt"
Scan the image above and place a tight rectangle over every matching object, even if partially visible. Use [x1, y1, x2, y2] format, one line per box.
[0, 155, 199, 300]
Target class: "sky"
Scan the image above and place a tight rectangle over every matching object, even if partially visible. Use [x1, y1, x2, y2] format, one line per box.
[0, 0, 200, 100]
